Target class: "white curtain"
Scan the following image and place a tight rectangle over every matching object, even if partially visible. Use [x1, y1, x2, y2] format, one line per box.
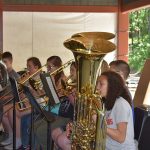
[3, 12, 117, 72]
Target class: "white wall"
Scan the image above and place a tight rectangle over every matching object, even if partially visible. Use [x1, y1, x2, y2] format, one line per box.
[3, 12, 117, 72]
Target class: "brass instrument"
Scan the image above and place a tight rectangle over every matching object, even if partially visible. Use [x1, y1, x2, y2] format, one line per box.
[64, 32, 116, 150]
[0, 69, 48, 112]
[2, 94, 49, 113]
[60, 74, 77, 96]
[16, 95, 49, 111]
[0, 69, 41, 100]
[17, 64, 47, 91]
[16, 59, 74, 111]
[72, 32, 115, 40]
[1, 59, 74, 111]
[0, 62, 8, 92]
[29, 59, 74, 91]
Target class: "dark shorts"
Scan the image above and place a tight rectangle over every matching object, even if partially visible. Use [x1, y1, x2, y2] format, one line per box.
[34, 116, 71, 149]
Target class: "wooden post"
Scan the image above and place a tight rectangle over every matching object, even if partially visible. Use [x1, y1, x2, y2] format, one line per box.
[117, 0, 129, 62]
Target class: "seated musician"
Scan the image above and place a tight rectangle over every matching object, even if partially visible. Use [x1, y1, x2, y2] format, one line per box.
[109, 60, 131, 96]
[0, 52, 20, 141]
[34, 59, 76, 149]
[2, 51, 20, 80]
[1, 57, 42, 149]
[0, 51, 20, 102]
[109, 60, 135, 120]
[0, 61, 8, 134]
[53, 71, 136, 150]
[47, 56, 67, 96]
[96, 71, 135, 150]
[20, 56, 70, 149]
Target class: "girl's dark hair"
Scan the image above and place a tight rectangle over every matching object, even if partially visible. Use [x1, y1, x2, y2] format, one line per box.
[101, 71, 132, 110]
[47, 56, 65, 85]
[27, 57, 42, 69]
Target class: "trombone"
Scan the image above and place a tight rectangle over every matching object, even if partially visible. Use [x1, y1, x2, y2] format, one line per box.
[1, 59, 74, 112]
[27, 59, 74, 91]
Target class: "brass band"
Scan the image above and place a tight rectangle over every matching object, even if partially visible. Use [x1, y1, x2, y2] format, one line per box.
[0, 32, 137, 150]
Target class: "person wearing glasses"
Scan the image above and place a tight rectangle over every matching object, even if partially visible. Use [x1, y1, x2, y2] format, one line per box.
[34, 58, 76, 150]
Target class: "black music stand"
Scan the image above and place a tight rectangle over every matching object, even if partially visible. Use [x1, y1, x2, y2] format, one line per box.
[40, 73, 60, 107]
[22, 85, 55, 150]
[40, 73, 60, 149]
[9, 77, 20, 150]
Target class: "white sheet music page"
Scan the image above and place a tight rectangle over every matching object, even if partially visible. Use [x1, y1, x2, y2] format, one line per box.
[46, 77, 60, 104]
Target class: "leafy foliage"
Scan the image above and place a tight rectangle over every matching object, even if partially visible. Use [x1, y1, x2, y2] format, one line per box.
[129, 8, 150, 72]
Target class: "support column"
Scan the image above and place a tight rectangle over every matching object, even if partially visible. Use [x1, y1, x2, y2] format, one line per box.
[117, 1, 129, 62]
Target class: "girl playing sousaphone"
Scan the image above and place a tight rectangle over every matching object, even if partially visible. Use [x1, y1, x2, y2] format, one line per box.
[53, 71, 136, 150]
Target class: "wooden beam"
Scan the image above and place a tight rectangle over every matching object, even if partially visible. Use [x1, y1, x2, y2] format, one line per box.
[0, 1, 3, 52]
[122, 0, 150, 13]
[2, 4, 118, 13]
[117, 0, 129, 62]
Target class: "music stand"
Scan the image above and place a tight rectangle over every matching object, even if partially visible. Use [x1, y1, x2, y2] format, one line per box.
[9, 77, 20, 149]
[40, 73, 61, 149]
[22, 85, 55, 150]
[40, 73, 60, 108]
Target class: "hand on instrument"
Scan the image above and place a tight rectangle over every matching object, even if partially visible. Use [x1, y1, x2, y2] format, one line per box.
[66, 122, 73, 139]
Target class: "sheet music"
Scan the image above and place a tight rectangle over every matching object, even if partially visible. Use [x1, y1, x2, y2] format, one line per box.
[143, 81, 150, 106]
[46, 76, 60, 104]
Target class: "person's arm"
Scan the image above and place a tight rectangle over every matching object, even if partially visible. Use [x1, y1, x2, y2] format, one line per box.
[67, 88, 76, 105]
[107, 122, 127, 143]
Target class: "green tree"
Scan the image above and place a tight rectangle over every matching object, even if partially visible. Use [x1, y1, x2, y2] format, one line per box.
[129, 8, 150, 72]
